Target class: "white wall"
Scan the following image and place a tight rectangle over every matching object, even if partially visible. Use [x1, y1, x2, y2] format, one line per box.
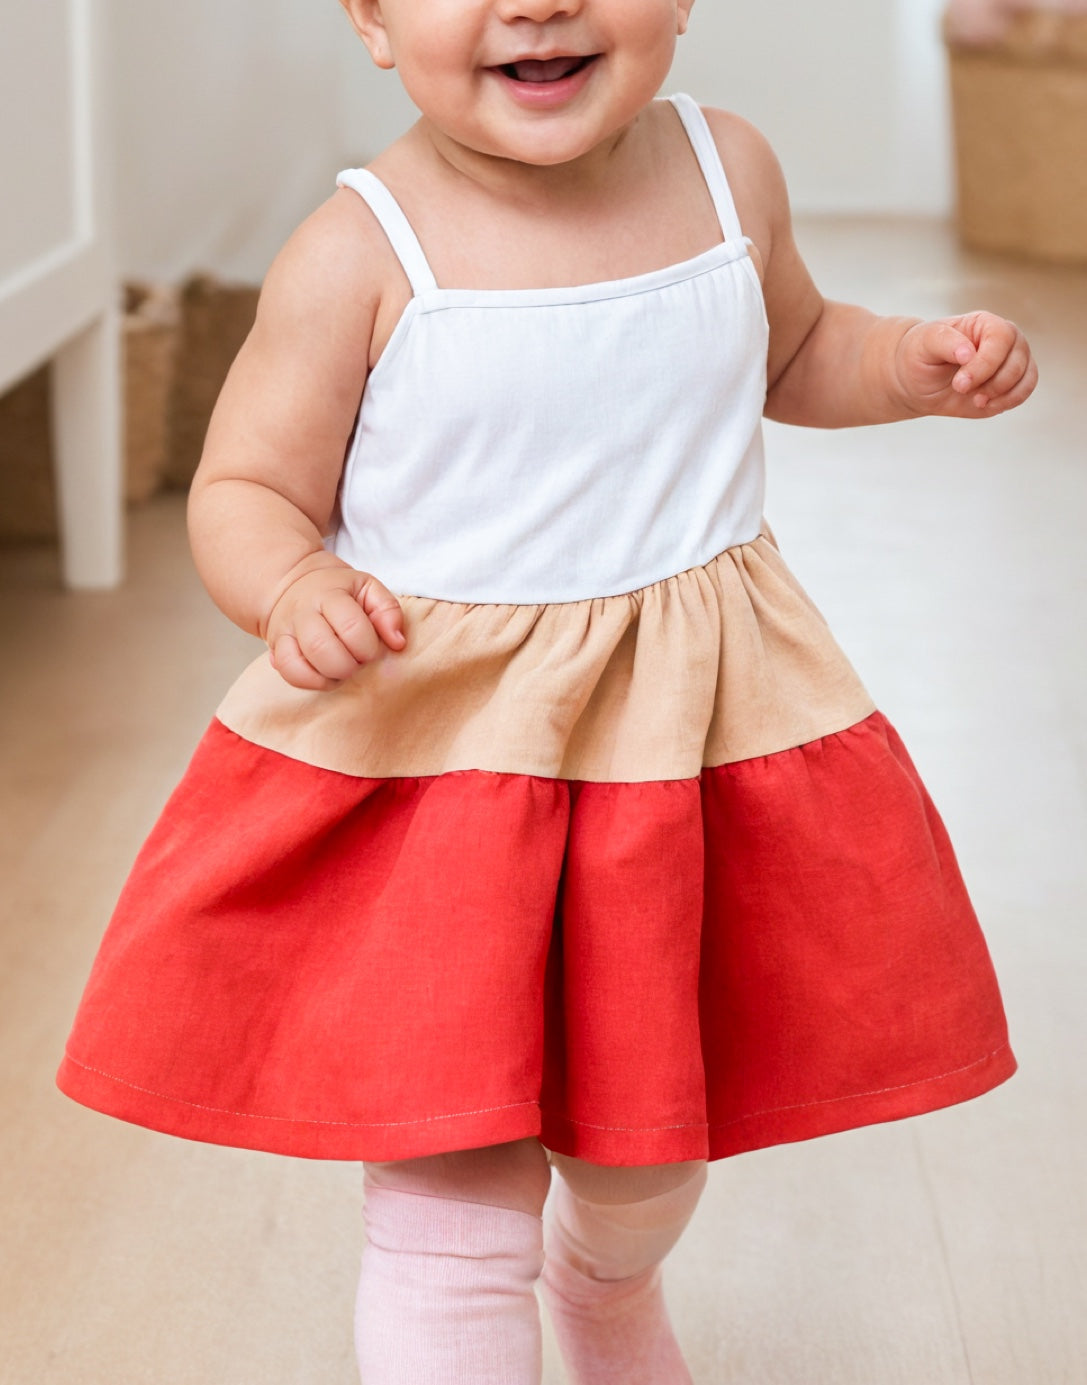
[336, 0, 954, 215]
[669, 0, 952, 215]
[109, 0, 353, 282]
[336, 30, 416, 171]
[0, 4, 77, 287]
[893, 0, 955, 216]
[109, 0, 953, 285]
[670, 2, 897, 212]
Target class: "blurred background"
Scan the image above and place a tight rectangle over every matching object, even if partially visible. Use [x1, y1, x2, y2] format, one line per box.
[1, 1, 1085, 1382]
[108, 0, 953, 284]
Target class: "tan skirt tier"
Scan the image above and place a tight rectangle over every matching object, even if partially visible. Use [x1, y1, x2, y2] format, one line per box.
[217, 533, 876, 781]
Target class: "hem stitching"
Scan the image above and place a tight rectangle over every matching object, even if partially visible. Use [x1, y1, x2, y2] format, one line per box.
[62, 1053, 537, 1130]
[63, 1041, 1012, 1139]
[707, 1044, 1013, 1131]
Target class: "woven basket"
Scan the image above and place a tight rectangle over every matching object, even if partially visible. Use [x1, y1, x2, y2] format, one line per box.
[947, 12, 1087, 262]
[164, 275, 260, 491]
[0, 367, 55, 541]
[0, 283, 181, 540]
[123, 282, 180, 503]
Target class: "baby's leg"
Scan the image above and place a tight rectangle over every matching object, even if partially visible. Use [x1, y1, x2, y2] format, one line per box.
[542, 1154, 709, 1385]
[355, 1137, 551, 1384]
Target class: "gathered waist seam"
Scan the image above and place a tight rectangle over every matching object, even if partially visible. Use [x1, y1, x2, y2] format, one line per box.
[377, 527, 772, 610]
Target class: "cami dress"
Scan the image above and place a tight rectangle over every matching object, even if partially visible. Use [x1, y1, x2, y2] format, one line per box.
[56, 96, 1016, 1166]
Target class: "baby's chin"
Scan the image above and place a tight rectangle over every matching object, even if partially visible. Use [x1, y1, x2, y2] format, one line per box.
[419, 116, 627, 173]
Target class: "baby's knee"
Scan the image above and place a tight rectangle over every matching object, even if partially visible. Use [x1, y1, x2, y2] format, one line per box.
[365, 1137, 552, 1218]
[550, 1153, 708, 1207]
[544, 1157, 708, 1285]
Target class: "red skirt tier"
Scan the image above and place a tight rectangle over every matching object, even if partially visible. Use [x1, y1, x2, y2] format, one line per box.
[58, 711, 1015, 1164]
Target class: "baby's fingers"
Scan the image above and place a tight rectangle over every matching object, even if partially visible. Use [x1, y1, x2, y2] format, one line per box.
[290, 603, 370, 684]
[969, 343, 1039, 412]
[946, 313, 1023, 393]
[269, 632, 346, 692]
[356, 575, 407, 652]
[321, 587, 384, 664]
[960, 330, 1037, 409]
[264, 565, 406, 690]
[913, 319, 977, 371]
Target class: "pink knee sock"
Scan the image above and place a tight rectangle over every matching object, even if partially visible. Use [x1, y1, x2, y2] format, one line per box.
[354, 1184, 544, 1384]
[541, 1167, 708, 1385]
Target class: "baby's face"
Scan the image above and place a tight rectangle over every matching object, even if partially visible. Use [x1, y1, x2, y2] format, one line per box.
[340, 0, 695, 168]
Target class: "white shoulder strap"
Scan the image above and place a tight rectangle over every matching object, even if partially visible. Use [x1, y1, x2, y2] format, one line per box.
[335, 168, 439, 295]
[668, 93, 745, 245]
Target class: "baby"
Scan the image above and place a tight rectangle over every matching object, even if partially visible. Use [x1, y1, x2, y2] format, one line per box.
[58, 3, 1035, 1381]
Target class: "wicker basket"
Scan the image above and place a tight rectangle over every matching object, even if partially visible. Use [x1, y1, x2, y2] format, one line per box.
[0, 366, 55, 541]
[164, 275, 260, 491]
[123, 282, 180, 503]
[0, 283, 181, 540]
[947, 12, 1087, 262]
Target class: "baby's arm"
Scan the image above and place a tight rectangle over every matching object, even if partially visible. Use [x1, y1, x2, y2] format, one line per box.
[707, 112, 1038, 427]
[188, 194, 406, 691]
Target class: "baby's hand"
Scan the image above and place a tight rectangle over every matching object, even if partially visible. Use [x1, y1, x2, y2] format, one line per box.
[264, 563, 406, 691]
[895, 311, 1038, 419]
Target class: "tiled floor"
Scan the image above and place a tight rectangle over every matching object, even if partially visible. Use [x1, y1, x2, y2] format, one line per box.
[1, 218, 1084, 1383]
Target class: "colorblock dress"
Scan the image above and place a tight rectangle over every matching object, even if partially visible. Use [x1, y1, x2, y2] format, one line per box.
[57, 96, 1016, 1166]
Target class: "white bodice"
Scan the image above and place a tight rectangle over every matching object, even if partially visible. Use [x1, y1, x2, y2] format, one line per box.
[331, 94, 769, 605]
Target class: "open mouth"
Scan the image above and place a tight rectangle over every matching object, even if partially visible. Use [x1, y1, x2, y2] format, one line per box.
[498, 54, 598, 84]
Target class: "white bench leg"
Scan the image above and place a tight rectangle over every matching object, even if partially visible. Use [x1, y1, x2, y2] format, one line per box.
[50, 310, 123, 589]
